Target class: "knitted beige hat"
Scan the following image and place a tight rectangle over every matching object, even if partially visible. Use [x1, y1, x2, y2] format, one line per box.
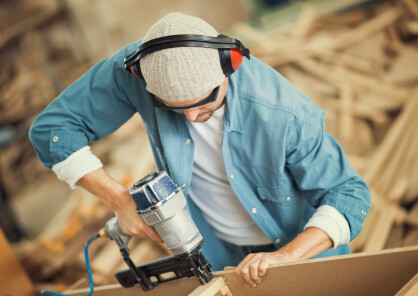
[140, 12, 225, 102]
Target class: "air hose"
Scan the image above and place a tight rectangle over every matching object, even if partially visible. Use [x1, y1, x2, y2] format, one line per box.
[40, 232, 100, 296]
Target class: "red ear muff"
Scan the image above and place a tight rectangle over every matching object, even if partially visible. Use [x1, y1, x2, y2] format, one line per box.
[230, 49, 243, 71]
[129, 64, 144, 80]
[129, 65, 140, 78]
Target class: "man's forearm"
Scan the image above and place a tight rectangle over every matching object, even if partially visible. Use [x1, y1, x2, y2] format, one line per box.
[76, 167, 133, 211]
[276, 226, 333, 260]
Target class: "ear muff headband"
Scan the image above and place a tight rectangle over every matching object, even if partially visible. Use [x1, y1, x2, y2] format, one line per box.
[124, 34, 250, 79]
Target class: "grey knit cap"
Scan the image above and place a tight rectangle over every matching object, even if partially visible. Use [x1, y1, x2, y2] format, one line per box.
[140, 12, 225, 102]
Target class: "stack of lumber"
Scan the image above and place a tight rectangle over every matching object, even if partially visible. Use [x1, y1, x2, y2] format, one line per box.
[0, 0, 93, 197]
[229, 0, 418, 253]
[3, 0, 418, 293]
[0, 4, 170, 290]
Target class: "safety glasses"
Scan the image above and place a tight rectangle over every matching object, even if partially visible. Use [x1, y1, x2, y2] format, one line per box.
[151, 85, 220, 111]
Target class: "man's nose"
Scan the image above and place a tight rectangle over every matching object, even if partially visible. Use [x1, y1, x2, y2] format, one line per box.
[183, 108, 200, 121]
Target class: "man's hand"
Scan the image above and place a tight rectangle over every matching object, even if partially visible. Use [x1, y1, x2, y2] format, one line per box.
[226, 250, 297, 288]
[76, 168, 163, 242]
[114, 196, 163, 242]
[224, 227, 333, 288]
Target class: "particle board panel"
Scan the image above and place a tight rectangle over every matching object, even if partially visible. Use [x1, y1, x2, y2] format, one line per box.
[67, 246, 418, 296]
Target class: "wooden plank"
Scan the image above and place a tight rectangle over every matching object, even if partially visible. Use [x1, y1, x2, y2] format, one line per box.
[188, 277, 233, 296]
[334, 7, 405, 49]
[67, 246, 418, 296]
[384, 224, 404, 250]
[256, 6, 404, 66]
[362, 92, 418, 187]
[384, 46, 418, 84]
[357, 93, 404, 113]
[404, 158, 418, 202]
[404, 229, 418, 247]
[375, 111, 418, 200]
[363, 203, 398, 252]
[0, 228, 36, 296]
[316, 95, 389, 125]
[386, 118, 418, 201]
[320, 50, 379, 75]
[291, 4, 316, 39]
[405, 201, 418, 227]
[278, 64, 338, 98]
[0, 6, 63, 48]
[387, 24, 403, 50]
[296, 58, 410, 100]
[344, 31, 387, 68]
[396, 273, 418, 296]
[403, 0, 418, 19]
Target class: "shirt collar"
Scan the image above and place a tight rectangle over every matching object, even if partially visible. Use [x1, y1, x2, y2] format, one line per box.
[223, 74, 244, 134]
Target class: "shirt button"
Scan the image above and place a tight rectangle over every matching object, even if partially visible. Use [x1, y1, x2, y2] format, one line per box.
[275, 238, 281, 244]
[230, 174, 234, 179]
[362, 210, 367, 215]
[53, 136, 59, 142]
[251, 208, 257, 214]
[286, 196, 291, 202]
[185, 139, 191, 144]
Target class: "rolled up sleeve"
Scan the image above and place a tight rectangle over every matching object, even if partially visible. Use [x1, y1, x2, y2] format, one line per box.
[52, 146, 103, 188]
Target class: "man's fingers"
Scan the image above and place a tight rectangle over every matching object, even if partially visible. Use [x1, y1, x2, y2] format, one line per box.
[235, 255, 252, 286]
[235, 253, 274, 287]
[238, 267, 256, 287]
[258, 259, 271, 277]
[120, 224, 145, 238]
[224, 266, 236, 271]
[142, 225, 163, 242]
[120, 219, 163, 242]
[237, 253, 254, 268]
[236, 254, 262, 287]
[249, 260, 262, 284]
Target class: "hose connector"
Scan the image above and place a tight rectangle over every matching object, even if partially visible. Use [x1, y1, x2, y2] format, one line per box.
[99, 227, 108, 238]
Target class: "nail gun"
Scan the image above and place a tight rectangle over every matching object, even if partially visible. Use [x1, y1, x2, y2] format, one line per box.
[100, 171, 213, 291]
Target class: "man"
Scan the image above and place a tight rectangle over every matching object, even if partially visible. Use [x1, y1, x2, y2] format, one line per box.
[29, 12, 371, 288]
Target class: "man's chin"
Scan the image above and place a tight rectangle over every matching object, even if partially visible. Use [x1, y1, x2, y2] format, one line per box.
[189, 112, 213, 122]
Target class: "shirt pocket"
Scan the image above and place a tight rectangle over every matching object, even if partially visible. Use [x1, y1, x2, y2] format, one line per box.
[256, 185, 298, 206]
[256, 185, 305, 229]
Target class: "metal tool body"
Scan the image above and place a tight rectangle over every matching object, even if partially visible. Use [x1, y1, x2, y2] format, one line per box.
[104, 171, 213, 291]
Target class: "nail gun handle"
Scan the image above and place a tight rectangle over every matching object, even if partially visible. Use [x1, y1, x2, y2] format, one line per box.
[115, 247, 213, 291]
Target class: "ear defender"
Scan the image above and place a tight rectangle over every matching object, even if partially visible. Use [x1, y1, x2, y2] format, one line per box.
[124, 34, 250, 80]
[128, 64, 143, 80]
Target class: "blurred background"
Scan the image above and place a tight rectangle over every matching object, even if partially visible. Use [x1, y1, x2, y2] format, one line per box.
[0, 0, 417, 294]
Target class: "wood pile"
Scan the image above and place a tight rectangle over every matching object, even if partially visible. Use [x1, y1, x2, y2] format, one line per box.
[0, 0, 94, 197]
[2, 0, 418, 293]
[230, 0, 418, 253]
[0, 0, 168, 292]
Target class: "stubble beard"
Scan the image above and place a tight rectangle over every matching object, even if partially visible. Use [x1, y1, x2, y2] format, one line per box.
[189, 110, 215, 122]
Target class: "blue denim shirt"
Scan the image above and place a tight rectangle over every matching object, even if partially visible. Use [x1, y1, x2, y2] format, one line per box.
[30, 41, 371, 271]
